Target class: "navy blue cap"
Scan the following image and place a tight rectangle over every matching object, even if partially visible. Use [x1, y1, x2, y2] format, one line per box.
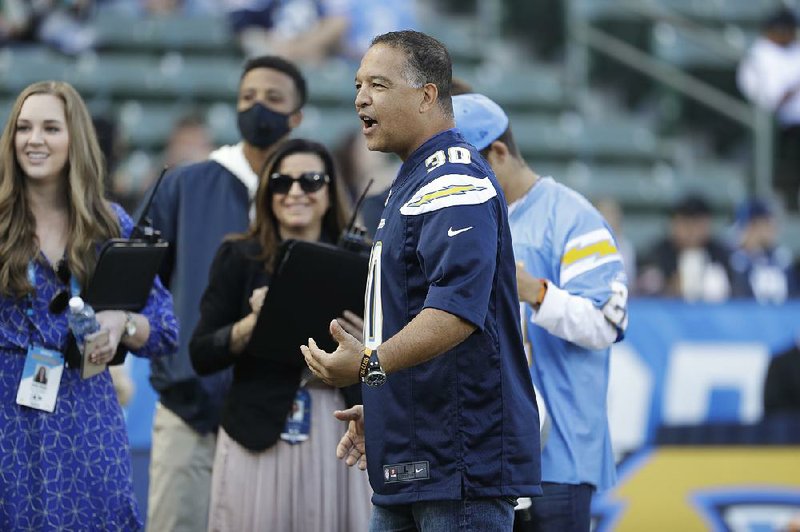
[736, 199, 774, 226]
[764, 7, 797, 29]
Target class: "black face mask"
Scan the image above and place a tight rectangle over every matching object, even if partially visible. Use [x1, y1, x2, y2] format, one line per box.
[237, 103, 292, 149]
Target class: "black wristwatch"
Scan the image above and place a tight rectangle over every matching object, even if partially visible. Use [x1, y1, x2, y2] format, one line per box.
[359, 347, 386, 387]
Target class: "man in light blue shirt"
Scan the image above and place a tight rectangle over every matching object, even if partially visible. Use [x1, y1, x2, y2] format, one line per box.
[454, 93, 629, 532]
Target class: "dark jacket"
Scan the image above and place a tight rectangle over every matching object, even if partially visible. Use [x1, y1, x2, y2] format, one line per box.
[144, 155, 252, 434]
[190, 238, 360, 451]
[764, 344, 800, 416]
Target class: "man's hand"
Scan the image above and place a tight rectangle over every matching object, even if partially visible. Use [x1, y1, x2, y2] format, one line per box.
[334, 405, 367, 470]
[516, 261, 545, 306]
[301, 319, 363, 387]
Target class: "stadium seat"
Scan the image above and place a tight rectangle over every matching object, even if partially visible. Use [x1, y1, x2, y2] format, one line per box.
[304, 62, 359, 105]
[470, 65, 570, 113]
[651, 23, 745, 69]
[615, 212, 670, 250]
[117, 101, 199, 149]
[510, 113, 665, 163]
[293, 106, 360, 147]
[0, 47, 69, 92]
[93, 12, 235, 54]
[63, 53, 164, 99]
[420, 18, 485, 65]
[657, 0, 786, 28]
[165, 56, 241, 100]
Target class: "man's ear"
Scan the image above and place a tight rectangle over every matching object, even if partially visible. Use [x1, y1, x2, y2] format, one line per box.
[420, 83, 439, 113]
[486, 140, 510, 165]
[289, 109, 303, 129]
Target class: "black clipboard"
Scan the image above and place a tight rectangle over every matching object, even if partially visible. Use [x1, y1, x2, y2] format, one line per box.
[84, 238, 168, 311]
[246, 240, 368, 364]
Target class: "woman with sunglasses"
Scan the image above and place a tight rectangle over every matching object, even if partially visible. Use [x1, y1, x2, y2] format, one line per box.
[0, 81, 178, 529]
[190, 138, 371, 531]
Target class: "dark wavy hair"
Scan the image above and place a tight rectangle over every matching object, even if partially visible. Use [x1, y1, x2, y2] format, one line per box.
[235, 138, 348, 271]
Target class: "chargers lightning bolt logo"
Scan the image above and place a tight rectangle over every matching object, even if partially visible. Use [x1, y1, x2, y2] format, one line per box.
[406, 184, 486, 208]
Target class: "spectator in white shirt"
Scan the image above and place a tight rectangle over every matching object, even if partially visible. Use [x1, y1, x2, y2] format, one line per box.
[738, 7, 800, 209]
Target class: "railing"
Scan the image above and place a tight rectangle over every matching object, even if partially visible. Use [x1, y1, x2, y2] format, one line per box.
[565, 0, 774, 198]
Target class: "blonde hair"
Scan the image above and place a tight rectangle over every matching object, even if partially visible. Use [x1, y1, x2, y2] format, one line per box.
[0, 81, 119, 298]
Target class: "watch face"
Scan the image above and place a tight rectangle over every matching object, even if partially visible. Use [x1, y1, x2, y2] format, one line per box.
[365, 370, 386, 387]
[125, 315, 137, 337]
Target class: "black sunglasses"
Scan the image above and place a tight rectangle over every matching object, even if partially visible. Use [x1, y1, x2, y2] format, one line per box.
[269, 172, 330, 195]
[49, 260, 71, 314]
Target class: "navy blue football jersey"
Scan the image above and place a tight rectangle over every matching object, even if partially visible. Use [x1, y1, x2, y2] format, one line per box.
[362, 129, 542, 505]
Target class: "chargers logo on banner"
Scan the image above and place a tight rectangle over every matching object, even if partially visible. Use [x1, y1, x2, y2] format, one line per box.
[592, 448, 800, 530]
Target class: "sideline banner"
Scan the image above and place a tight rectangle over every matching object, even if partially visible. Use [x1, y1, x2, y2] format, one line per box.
[607, 300, 800, 456]
[126, 301, 800, 450]
[594, 446, 800, 531]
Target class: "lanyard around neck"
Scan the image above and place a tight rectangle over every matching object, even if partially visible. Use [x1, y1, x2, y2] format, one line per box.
[27, 261, 81, 297]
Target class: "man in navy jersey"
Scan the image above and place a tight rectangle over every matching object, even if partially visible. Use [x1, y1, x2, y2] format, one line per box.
[302, 30, 542, 530]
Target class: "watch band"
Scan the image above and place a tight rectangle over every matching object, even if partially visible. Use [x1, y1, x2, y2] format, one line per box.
[364, 349, 387, 387]
[123, 311, 136, 338]
[535, 279, 548, 306]
[359, 347, 373, 381]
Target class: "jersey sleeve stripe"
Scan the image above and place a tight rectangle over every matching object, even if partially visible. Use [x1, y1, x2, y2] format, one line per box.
[560, 254, 622, 285]
[564, 228, 615, 251]
[561, 240, 619, 268]
[400, 174, 497, 216]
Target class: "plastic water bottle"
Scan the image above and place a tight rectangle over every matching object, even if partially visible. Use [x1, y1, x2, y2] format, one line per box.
[67, 296, 100, 353]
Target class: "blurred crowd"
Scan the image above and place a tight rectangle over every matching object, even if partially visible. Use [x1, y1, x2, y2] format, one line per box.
[2, 2, 800, 531]
[633, 193, 798, 303]
[1, 0, 417, 60]
[5, 1, 799, 308]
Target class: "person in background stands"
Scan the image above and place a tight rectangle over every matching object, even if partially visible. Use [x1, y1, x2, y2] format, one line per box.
[638, 194, 732, 302]
[728, 198, 797, 303]
[738, 7, 800, 210]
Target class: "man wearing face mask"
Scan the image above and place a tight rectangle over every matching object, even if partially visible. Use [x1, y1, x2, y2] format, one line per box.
[142, 55, 306, 532]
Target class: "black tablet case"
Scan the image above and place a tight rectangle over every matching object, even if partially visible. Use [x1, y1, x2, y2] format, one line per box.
[85, 239, 169, 312]
[69, 239, 168, 367]
[246, 240, 369, 365]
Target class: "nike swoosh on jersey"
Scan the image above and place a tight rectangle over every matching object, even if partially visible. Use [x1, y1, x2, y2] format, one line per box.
[448, 226, 473, 237]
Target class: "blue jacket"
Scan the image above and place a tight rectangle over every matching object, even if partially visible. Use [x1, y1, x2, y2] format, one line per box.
[144, 144, 257, 434]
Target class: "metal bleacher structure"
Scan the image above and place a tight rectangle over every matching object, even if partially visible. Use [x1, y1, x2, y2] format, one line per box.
[562, 0, 800, 250]
[1, 1, 799, 254]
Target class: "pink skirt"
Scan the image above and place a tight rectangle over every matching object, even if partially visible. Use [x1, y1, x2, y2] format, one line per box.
[208, 387, 372, 532]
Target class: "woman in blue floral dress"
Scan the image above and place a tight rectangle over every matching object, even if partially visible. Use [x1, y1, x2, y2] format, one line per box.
[0, 80, 178, 531]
